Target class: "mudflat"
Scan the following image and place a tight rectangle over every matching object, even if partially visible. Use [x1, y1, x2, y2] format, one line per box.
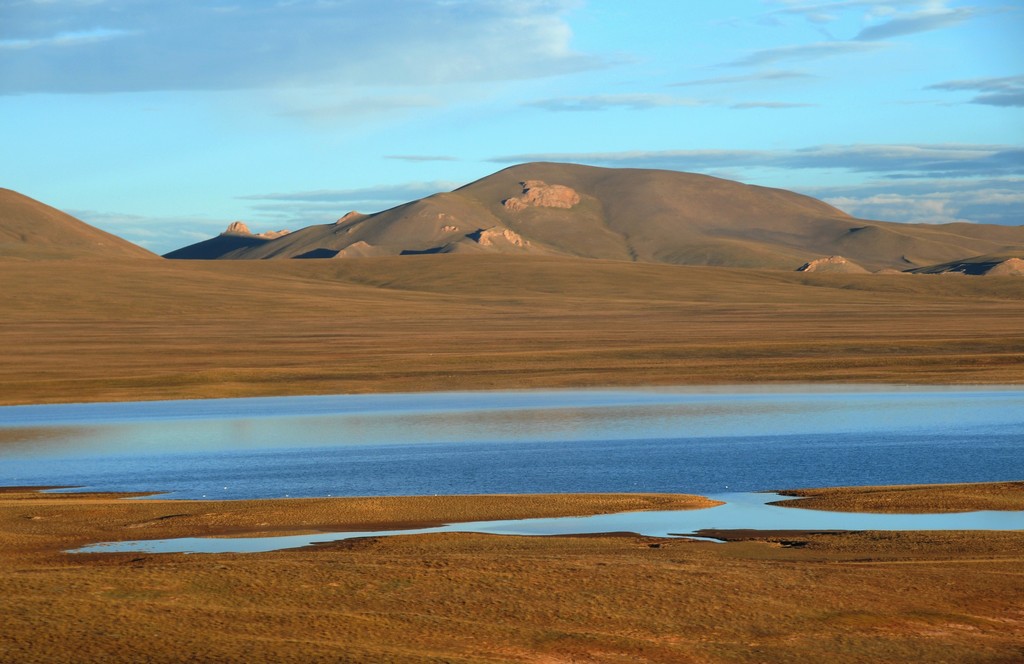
[1, 483, 1022, 663]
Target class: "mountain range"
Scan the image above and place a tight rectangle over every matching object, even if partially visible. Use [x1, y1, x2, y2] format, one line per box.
[163, 163, 1024, 273]
[2, 163, 1023, 274]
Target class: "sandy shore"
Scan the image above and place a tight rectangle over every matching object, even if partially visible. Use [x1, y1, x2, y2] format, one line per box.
[1, 483, 1022, 662]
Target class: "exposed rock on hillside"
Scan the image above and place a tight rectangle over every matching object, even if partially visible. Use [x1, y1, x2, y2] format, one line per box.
[475, 227, 529, 248]
[797, 256, 869, 274]
[502, 180, 580, 212]
[335, 211, 365, 225]
[224, 221, 252, 235]
[223, 221, 289, 239]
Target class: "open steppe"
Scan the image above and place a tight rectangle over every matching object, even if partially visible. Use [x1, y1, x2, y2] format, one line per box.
[2, 254, 1023, 405]
[1, 484, 1022, 663]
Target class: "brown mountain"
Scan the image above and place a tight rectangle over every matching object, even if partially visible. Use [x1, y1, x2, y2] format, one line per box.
[0, 188, 155, 260]
[164, 163, 1024, 271]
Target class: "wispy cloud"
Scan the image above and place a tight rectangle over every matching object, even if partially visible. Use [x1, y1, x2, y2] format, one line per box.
[730, 101, 817, 109]
[726, 2, 988, 68]
[488, 144, 1024, 179]
[726, 41, 884, 67]
[68, 209, 233, 254]
[804, 178, 1024, 225]
[525, 94, 706, 112]
[0, 27, 135, 50]
[927, 74, 1024, 107]
[238, 180, 462, 231]
[671, 70, 814, 87]
[240, 182, 458, 205]
[275, 96, 442, 122]
[758, 1, 953, 25]
[0, 0, 604, 94]
[384, 155, 461, 162]
[854, 7, 982, 40]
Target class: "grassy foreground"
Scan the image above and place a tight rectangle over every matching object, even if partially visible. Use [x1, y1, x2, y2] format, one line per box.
[1, 484, 1022, 663]
[2, 255, 1023, 405]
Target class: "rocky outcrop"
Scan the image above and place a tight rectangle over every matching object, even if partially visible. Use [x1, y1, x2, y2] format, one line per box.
[223, 221, 253, 235]
[502, 180, 580, 212]
[222, 221, 289, 239]
[797, 255, 869, 274]
[986, 257, 1024, 276]
[475, 227, 528, 248]
[335, 211, 365, 225]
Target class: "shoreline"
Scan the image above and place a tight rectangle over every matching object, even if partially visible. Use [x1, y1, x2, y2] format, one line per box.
[3, 482, 1023, 662]
[3, 381, 1024, 410]
[3, 482, 1021, 550]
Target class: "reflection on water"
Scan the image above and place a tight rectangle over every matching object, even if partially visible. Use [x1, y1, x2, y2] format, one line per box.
[1, 387, 1023, 500]
[72, 492, 1024, 555]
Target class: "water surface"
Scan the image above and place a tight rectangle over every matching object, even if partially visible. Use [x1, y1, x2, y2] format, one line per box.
[1, 387, 1022, 499]
[73, 491, 1024, 554]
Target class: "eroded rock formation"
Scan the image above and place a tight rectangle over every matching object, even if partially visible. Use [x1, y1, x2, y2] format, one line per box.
[222, 221, 289, 239]
[503, 180, 580, 212]
[476, 227, 528, 248]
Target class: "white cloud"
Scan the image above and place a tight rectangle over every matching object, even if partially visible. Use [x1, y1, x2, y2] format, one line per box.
[0, 0, 603, 94]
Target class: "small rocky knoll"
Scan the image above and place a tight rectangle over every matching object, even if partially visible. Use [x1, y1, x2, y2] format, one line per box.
[796, 255, 869, 274]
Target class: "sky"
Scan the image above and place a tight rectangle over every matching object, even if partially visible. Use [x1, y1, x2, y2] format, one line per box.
[1, 0, 1022, 254]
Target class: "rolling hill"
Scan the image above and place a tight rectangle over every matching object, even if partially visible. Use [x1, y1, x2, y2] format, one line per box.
[0, 188, 155, 260]
[165, 163, 1024, 271]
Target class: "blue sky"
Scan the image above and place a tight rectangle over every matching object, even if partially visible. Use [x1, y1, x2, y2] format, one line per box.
[1, 0, 1021, 254]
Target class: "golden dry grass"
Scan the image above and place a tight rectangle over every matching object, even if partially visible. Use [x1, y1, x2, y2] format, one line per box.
[1, 486, 1022, 663]
[2, 254, 1023, 405]
[774, 481, 1024, 513]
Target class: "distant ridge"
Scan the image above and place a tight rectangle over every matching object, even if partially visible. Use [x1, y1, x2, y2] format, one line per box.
[164, 221, 290, 260]
[908, 255, 1024, 276]
[164, 163, 1024, 271]
[0, 188, 155, 260]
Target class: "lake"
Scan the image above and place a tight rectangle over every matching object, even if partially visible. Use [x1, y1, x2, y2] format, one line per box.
[1, 386, 1022, 500]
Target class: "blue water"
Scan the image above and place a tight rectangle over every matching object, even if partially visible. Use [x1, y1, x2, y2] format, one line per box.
[73, 492, 1024, 554]
[1, 387, 1022, 500]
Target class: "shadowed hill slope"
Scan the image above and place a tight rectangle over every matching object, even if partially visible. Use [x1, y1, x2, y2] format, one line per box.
[908, 254, 1024, 276]
[0, 189, 155, 260]
[167, 163, 1024, 270]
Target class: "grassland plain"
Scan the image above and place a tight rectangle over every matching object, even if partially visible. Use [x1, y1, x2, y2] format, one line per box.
[0, 484, 1022, 663]
[2, 254, 1023, 405]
